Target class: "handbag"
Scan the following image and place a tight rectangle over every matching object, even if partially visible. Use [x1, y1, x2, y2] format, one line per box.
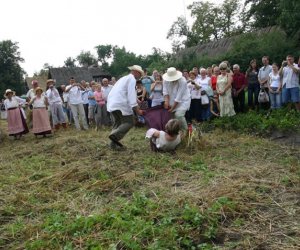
[258, 88, 269, 103]
[201, 94, 210, 105]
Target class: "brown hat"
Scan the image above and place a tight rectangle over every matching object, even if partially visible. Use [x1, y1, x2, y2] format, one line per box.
[34, 87, 43, 94]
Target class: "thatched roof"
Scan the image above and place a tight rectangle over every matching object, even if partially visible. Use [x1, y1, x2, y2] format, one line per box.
[25, 75, 48, 91]
[48, 67, 111, 86]
[173, 26, 283, 63]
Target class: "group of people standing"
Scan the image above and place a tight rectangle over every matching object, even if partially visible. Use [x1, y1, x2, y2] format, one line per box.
[3, 77, 114, 139]
[2, 54, 299, 151]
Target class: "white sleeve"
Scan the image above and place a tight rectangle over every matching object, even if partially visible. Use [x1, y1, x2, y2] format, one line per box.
[127, 77, 138, 108]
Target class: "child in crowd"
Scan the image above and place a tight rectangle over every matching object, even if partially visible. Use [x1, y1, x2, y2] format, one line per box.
[146, 119, 181, 152]
[94, 84, 107, 131]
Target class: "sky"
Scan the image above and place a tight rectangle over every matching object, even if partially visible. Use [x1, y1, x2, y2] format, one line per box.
[1, 0, 222, 76]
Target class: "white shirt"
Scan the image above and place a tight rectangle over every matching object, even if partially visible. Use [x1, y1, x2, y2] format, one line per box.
[199, 76, 211, 91]
[258, 65, 272, 85]
[4, 96, 26, 109]
[146, 129, 181, 151]
[282, 64, 300, 88]
[102, 85, 113, 100]
[269, 72, 281, 88]
[187, 79, 201, 99]
[46, 88, 62, 105]
[26, 88, 36, 100]
[107, 74, 138, 115]
[32, 96, 47, 108]
[163, 77, 191, 111]
[66, 85, 83, 105]
[81, 90, 89, 104]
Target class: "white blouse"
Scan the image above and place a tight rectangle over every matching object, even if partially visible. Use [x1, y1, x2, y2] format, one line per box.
[32, 96, 47, 108]
[146, 129, 181, 151]
[188, 79, 201, 99]
[4, 96, 25, 110]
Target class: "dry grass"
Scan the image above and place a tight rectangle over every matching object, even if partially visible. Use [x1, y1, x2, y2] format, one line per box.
[0, 120, 299, 249]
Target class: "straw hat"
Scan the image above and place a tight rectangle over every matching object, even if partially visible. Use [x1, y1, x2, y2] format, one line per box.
[34, 87, 43, 94]
[46, 79, 54, 85]
[163, 67, 182, 82]
[4, 89, 15, 97]
[128, 65, 144, 76]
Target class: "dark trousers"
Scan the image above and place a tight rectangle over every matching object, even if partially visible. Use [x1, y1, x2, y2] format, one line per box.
[233, 89, 245, 113]
[186, 99, 202, 123]
[248, 84, 260, 108]
[83, 103, 89, 125]
[110, 110, 134, 141]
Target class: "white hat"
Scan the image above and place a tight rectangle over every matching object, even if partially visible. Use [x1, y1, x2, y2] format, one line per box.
[4, 89, 15, 97]
[128, 65, 144, 76]
[163, 67, 182, 82]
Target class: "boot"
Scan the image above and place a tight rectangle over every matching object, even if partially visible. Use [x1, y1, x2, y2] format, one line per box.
[62, 123, 67, 129]
[54, 124, 60, 130]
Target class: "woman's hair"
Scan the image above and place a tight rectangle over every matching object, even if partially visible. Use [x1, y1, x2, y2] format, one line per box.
[246, 59, 258, 73]
[155, 74, 163, 81]
[272, 62, 279, 67]
[219, 62, 228, 70]
[136, 80, 142, 85]
[165, 119, 181, 136]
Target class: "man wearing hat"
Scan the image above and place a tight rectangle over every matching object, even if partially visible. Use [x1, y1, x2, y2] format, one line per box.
[107, 65, 144, 149]
[163, 67, 191, 132]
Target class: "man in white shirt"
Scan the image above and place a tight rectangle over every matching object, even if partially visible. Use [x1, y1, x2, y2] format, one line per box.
[163, 67, 191, 131]
[107, 65, 144, 149]
[280, 55, 300, 111]
[66, 77, 88, 130]
[258, 56, 272, 89]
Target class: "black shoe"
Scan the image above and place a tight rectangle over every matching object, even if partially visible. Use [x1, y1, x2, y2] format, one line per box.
[108, 134, 124, 147]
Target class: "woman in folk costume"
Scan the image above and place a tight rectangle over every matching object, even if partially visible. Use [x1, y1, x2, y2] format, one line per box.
[28, 87, 52, 137]
[45, 79, 67, 130]
[3, 89, 29, 139]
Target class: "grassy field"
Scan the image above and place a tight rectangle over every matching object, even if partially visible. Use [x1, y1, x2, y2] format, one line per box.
[0, 119, 299, 250]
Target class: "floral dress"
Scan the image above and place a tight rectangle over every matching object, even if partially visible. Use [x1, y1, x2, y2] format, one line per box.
[216, 74, 236, 117]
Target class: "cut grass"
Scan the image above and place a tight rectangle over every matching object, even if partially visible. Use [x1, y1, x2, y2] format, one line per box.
[0, 120, 299, 249]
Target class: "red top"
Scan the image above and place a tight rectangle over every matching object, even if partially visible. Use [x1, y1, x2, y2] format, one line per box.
[211, 75, 217, 90]
[232, 72, 246, 90]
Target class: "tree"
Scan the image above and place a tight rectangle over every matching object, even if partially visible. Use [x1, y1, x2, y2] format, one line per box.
[0, 40, 25, 95]
[76, 50, 97, 67]
[95, 44, 113, 63]
[244, 0, 280, 29]
[278, 0, 300, 38]
[64, 57, 76, 67]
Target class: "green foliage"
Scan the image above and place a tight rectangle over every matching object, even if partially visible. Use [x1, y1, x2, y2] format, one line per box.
[212, 108, 300, 135]
[76, 50, 97, 67]
[64, 57, 76, 67]
[25, 193, 236, 249]
[0, 40, 25, 95]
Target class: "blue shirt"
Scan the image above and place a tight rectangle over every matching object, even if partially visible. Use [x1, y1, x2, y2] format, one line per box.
[88, 90, 97, 106]
[142, 76, 153, 94]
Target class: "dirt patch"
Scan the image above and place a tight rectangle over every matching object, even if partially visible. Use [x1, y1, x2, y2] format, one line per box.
[269, 130, 300, 146]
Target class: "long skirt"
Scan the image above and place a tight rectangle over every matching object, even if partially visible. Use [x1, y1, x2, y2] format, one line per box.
[32, 108, 52, 135]
[7, 108, 29, 136]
